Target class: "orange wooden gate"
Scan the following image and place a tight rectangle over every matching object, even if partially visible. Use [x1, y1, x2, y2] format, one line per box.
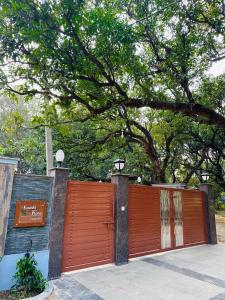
[62, 181, 114, 272]
[182, 189, 207, 246]
[128, 185, 207, 258]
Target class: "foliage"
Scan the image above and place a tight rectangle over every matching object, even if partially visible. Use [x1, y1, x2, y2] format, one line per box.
[215, 192, 225, 211]
[51, 101, 224, 185]
[0, 91, 224, 190]
[0, 0, 224, 129]
[0, 0, 224, 190]
[13, 253, 46, 296]
[0, 95, 46, 174]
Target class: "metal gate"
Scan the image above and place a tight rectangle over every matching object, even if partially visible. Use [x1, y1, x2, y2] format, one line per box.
[62, 181, 114, 272]
[128, 185, 207, 258]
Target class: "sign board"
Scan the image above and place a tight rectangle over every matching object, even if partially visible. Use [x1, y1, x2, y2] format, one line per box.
[14, 200, 47, 228]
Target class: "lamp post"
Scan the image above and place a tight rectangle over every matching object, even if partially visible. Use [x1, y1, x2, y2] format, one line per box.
[201, 171, 209, 183]
[55, 149, 65, 167]
[113, 159, 125, 173]
[137, 176, 142, 184]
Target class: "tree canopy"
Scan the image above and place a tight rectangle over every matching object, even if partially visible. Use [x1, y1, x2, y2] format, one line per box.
[0, 0, 224, 192]
[0, 0, 224, 127]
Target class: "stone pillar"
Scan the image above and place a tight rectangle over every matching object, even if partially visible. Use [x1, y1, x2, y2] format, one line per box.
[111, 174, 129, 265]
[48, 168, 69, 279]
[0, 157, 19, 256]
[200, 183, 217, 244]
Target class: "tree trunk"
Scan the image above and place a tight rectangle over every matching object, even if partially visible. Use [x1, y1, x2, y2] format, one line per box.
[45, 126, 53, 175]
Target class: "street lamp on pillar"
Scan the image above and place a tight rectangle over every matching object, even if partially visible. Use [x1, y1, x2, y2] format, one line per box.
[114, 159, 125, 173]
[137, 176, 142, 184]
[201, 171, 209, 183]
[55, 149, 65, 168]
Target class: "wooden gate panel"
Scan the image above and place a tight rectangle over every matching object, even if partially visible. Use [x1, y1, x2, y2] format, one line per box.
[182, 190, 207, 246]
[128, 185, 207, 259]
[128, 185, 161, 258]
[62, 181, 114, 272]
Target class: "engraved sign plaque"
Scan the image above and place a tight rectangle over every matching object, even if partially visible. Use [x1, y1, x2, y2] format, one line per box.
[14, 200, 47, 228]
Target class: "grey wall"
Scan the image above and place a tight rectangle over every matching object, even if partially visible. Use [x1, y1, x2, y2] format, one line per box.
[0, 162, 17, 256]
[4, 174, 53, 255]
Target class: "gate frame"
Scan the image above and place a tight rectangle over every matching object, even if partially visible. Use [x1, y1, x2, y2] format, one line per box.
[47, 169, 216, 279]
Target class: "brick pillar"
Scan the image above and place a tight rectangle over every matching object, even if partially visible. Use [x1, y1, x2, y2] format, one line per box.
[111, 174, 129, 265]
[200, 183, 217, 244]
[0, 157, 19, 256]
[48, 168, 69, 279]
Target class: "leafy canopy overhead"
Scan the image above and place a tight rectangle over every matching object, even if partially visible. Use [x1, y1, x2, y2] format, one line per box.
[0, 0, 224, 127]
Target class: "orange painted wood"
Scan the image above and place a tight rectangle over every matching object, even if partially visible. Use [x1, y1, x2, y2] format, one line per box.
[62, 181, 114, 272]
[128, 185, 207, 259]
[182, 190, 207, 245]
[128, 185, 161, 258]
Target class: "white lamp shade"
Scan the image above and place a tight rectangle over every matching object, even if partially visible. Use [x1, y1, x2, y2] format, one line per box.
[55, 149, 65, 162]
[114, 159, 125, 171]
[201, 171, 209, 182]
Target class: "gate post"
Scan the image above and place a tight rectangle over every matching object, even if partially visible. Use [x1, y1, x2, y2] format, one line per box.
[200, 183, 217, 244]
[48, 167, 69, 279]
[0, 157, 19, 257]
[0, 156, 19, 257]
[111, 174, 129, 265]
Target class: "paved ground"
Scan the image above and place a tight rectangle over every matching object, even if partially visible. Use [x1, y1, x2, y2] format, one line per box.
[49, 244, 225, 300]
[216, 213, 225, 245]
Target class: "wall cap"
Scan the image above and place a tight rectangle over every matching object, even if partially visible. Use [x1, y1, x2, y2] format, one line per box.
[14, 173, 53, 179]
[152, 183, 187, 189]
[49, 167, 69, 171]
[0, 157, 20, 165]
[111, 173, 130, 177]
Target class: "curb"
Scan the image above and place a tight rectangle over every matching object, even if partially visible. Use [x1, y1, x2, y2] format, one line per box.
[22, 282, 53, 300]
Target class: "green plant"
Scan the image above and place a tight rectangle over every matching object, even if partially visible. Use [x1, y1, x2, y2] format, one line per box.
[215, 192, 225, 211]
[13, 252, 47, 295]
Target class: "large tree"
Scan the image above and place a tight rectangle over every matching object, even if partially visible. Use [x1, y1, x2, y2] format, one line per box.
[0, 95, 46, 173]
[46, 103, 225, 186]
[0, 0, 224, 128]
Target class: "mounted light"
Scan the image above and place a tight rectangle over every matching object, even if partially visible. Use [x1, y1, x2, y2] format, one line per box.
[201, 171, 209, 183]
[137, 176, 142, 184]
[55, 149, 65, 167]
[114, 159, 125, 173]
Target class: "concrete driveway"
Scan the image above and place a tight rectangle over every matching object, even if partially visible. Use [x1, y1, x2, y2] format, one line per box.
[49, 245, 225, 300]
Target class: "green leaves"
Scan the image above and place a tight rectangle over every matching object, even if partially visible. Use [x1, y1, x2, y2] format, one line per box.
[0, 0, 224, 129]
[13, 253, 47, 294]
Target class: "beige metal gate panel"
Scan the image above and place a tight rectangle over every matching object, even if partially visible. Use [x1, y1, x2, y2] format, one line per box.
[173, 191, 184, 247]
[160, 190, 171, 249]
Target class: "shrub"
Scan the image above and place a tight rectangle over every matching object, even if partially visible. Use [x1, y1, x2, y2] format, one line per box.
[215, 192, 225, 211]
[13, 252, 47, 295]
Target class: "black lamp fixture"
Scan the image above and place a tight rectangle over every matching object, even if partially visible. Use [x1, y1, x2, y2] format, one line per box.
[55, 149, 65, 167]
[201, 170, 209, 183]
[114, 159, 125, 173]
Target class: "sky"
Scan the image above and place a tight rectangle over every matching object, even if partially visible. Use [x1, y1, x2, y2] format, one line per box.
[208, 59, 225, 76]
